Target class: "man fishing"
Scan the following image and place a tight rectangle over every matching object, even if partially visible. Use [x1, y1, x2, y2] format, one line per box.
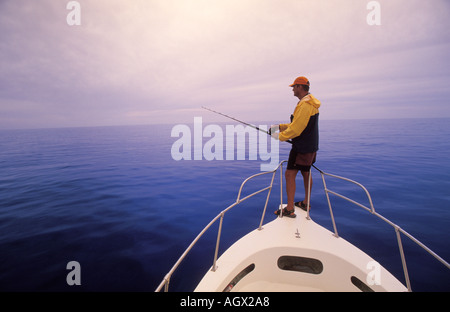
[271, 76, 321, 218]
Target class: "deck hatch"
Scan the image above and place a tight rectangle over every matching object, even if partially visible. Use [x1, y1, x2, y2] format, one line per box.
[351, 276, 375, 292]
[222, 263, 255, 292]
[277, 256, 323, 274]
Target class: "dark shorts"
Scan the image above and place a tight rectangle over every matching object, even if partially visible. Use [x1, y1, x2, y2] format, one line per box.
[287, 149, 317, 172]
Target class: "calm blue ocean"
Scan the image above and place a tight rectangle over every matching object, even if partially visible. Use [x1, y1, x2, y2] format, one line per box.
[0, 118, 449, 292]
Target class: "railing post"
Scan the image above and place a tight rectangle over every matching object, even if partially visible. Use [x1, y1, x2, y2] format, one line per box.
[320, 172, 339, 238]
[306, 168, 312, 220]
[164, 277, 170, 292]
[280, 162, 284, 217]
[395, 227, 412, 291]
[212, 212, 225, 272]
[259, 170, 276, 230]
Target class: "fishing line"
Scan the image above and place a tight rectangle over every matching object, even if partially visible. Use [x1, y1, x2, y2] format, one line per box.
[201, 106, 270, 135]
[201, 106, 293, 144]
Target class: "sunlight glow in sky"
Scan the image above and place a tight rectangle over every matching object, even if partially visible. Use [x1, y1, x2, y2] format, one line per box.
[1, 0, 449, 129]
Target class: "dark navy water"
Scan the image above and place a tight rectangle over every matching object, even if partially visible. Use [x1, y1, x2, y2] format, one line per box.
[0, 118, 449, 292]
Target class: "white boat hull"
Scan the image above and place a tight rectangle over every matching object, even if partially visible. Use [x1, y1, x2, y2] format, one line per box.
[195, 205, 407, 292]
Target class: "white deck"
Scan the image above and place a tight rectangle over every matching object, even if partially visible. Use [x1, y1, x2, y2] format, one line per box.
[195, 205, 408, 292]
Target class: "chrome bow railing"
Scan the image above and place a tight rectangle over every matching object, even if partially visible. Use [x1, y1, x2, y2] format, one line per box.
[311, 164, 450, 291]
[155, 161, 288, 292]
[155, 161, 450, 292]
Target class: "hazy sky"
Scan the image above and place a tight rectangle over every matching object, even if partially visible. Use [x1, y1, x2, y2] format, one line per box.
[1, 0, 449, 129]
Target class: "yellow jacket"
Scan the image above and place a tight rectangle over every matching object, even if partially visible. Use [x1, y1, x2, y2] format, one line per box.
[279, 94, 321, 152]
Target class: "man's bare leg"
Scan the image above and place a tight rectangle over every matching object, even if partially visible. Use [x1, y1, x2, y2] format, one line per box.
[285, 169, 299, 211]
[301, 170, 312, 208]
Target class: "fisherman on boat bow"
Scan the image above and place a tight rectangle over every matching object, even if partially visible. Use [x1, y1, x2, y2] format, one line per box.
[271, 76, 321, 218]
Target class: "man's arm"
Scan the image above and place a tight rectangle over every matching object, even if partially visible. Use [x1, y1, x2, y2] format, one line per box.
[278, 103, 313, 141]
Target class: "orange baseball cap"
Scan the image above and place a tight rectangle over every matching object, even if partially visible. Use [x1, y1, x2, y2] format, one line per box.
[289, 76, 310, 87]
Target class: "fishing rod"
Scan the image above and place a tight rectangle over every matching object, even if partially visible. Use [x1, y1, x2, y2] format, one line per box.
[201, 106, 270, 135]
[201, 106, 293, 144]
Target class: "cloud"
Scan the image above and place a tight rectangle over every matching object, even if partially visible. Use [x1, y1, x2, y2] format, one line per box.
[1, 0, 449, 129]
